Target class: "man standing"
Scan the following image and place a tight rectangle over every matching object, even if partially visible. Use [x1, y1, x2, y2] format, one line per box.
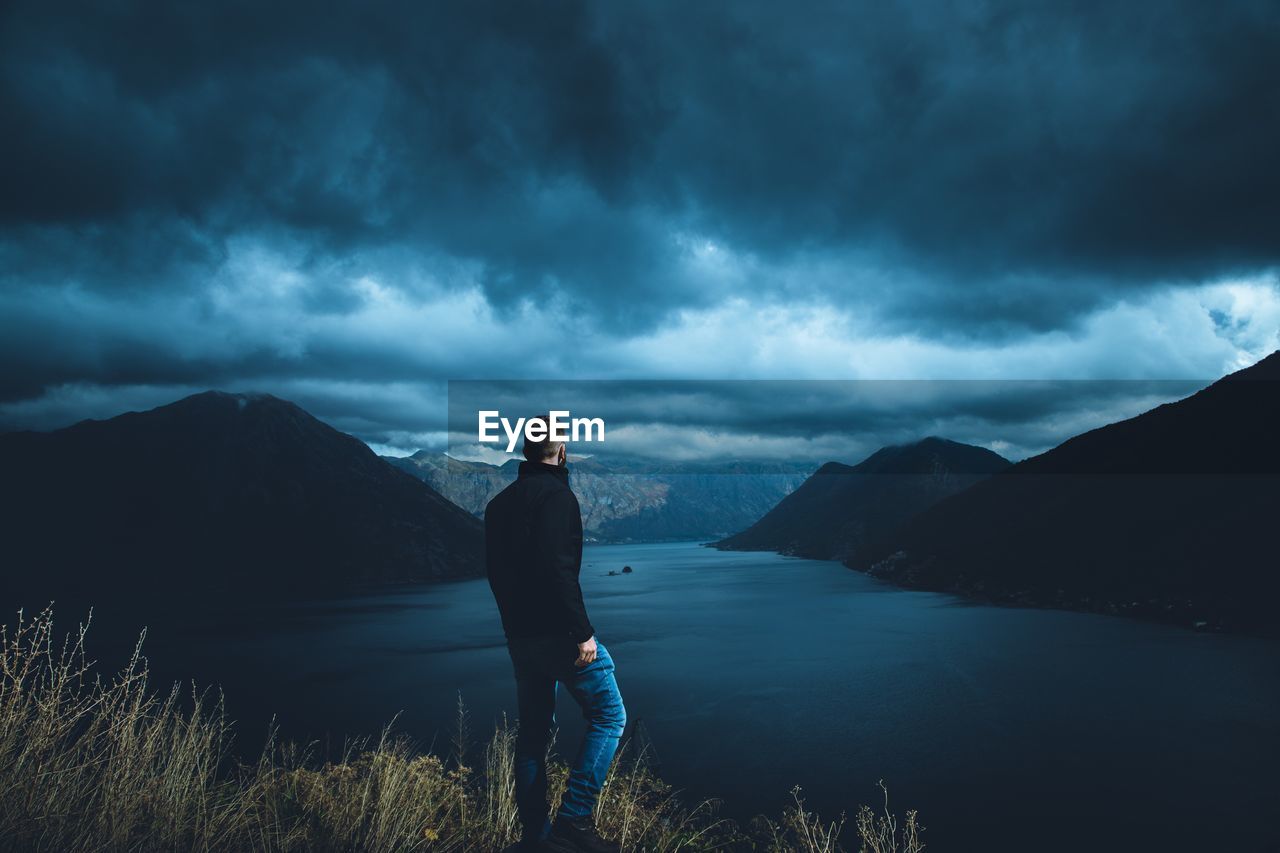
[485, 416, 627, 853]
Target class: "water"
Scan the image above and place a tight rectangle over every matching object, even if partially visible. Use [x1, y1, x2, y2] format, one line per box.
[72, 543, 1280, 852]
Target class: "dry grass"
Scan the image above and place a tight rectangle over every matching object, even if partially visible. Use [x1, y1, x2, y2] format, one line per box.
[0, 606, 924, 852]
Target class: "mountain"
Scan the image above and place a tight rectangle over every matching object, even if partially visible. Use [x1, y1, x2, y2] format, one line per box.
[714, 437, 1011, 561]
[387, 452, 517, 519]
[858, 352, 1280, 634]
[387, 452, 815, 542]
[0, 392, 485, 612]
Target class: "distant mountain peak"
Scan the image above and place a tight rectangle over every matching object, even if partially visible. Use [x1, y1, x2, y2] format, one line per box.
[179, 389, 279, 405]
[716, 438, 1010, 559]
[864, 350, 1280, 633]
[387, 449, 815, 542]
[141, 390, 310, 425]
[1, 390, 485, 608]
[854, 436, 1010, 475]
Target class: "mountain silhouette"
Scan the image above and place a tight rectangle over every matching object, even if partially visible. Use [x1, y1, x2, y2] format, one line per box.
[858, 351, 1280, 633]
[714, 437, 1011, 561]
[0, 391, 484, 614]
[387, 452, 815, 542]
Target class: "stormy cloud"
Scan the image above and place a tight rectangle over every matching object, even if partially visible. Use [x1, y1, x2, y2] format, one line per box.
[2, 0, 1278, 456]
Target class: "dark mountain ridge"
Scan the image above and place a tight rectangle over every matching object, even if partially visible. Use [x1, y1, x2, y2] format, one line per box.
[858, 352, 1280, 634]
[387, 451, 815, 542]
[1, 391, 485, 614]
[714, 437, 1011, 561]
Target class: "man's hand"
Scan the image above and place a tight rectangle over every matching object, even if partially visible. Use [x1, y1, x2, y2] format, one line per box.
[575, 635, 598, 667]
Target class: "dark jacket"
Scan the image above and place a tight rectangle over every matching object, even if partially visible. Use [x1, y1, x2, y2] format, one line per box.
[484, 460, 595, 644]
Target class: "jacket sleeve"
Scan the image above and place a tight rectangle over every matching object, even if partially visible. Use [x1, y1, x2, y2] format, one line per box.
[535, 488, 595, 644]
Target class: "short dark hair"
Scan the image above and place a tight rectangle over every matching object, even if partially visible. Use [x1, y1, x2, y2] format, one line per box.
[521, 413, 563, 462]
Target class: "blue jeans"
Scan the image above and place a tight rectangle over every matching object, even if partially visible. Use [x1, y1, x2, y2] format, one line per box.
[507, 636, 626, 841]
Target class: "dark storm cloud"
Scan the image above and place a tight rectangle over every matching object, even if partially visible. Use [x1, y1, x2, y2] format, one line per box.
[5, 1, 1279, 310]
[2, 0, 1278, 447]
[0, 0, 683, 322]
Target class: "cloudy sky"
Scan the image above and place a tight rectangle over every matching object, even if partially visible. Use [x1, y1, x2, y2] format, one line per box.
[2, 0, 1277, 461]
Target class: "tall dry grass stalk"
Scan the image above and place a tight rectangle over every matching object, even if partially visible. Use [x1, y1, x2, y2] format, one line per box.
[852, 781, 924, 853]
[0, 606, 924, 852]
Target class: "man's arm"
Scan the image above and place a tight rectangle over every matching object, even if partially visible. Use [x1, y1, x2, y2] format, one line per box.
[536, 488, 595, 649]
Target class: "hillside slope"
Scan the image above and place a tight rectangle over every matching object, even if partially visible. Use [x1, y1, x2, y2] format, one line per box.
[1, 392, 485, 610]
[858, 352, 1280, 633]
[715, 437, 1010, 562]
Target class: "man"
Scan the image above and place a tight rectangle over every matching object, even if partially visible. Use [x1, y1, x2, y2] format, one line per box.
[485, 415, 627, 853]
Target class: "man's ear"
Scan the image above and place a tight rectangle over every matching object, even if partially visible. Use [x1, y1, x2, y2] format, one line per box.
[557, 444, 567, 466]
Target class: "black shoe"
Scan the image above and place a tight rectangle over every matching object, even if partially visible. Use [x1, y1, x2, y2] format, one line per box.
[544, 815, 620, 853]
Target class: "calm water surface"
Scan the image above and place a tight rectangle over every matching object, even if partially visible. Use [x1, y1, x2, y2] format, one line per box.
[93, 543, 1280, 852]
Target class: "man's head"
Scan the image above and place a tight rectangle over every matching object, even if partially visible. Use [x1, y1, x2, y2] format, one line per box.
[521, 413, 567, 466]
